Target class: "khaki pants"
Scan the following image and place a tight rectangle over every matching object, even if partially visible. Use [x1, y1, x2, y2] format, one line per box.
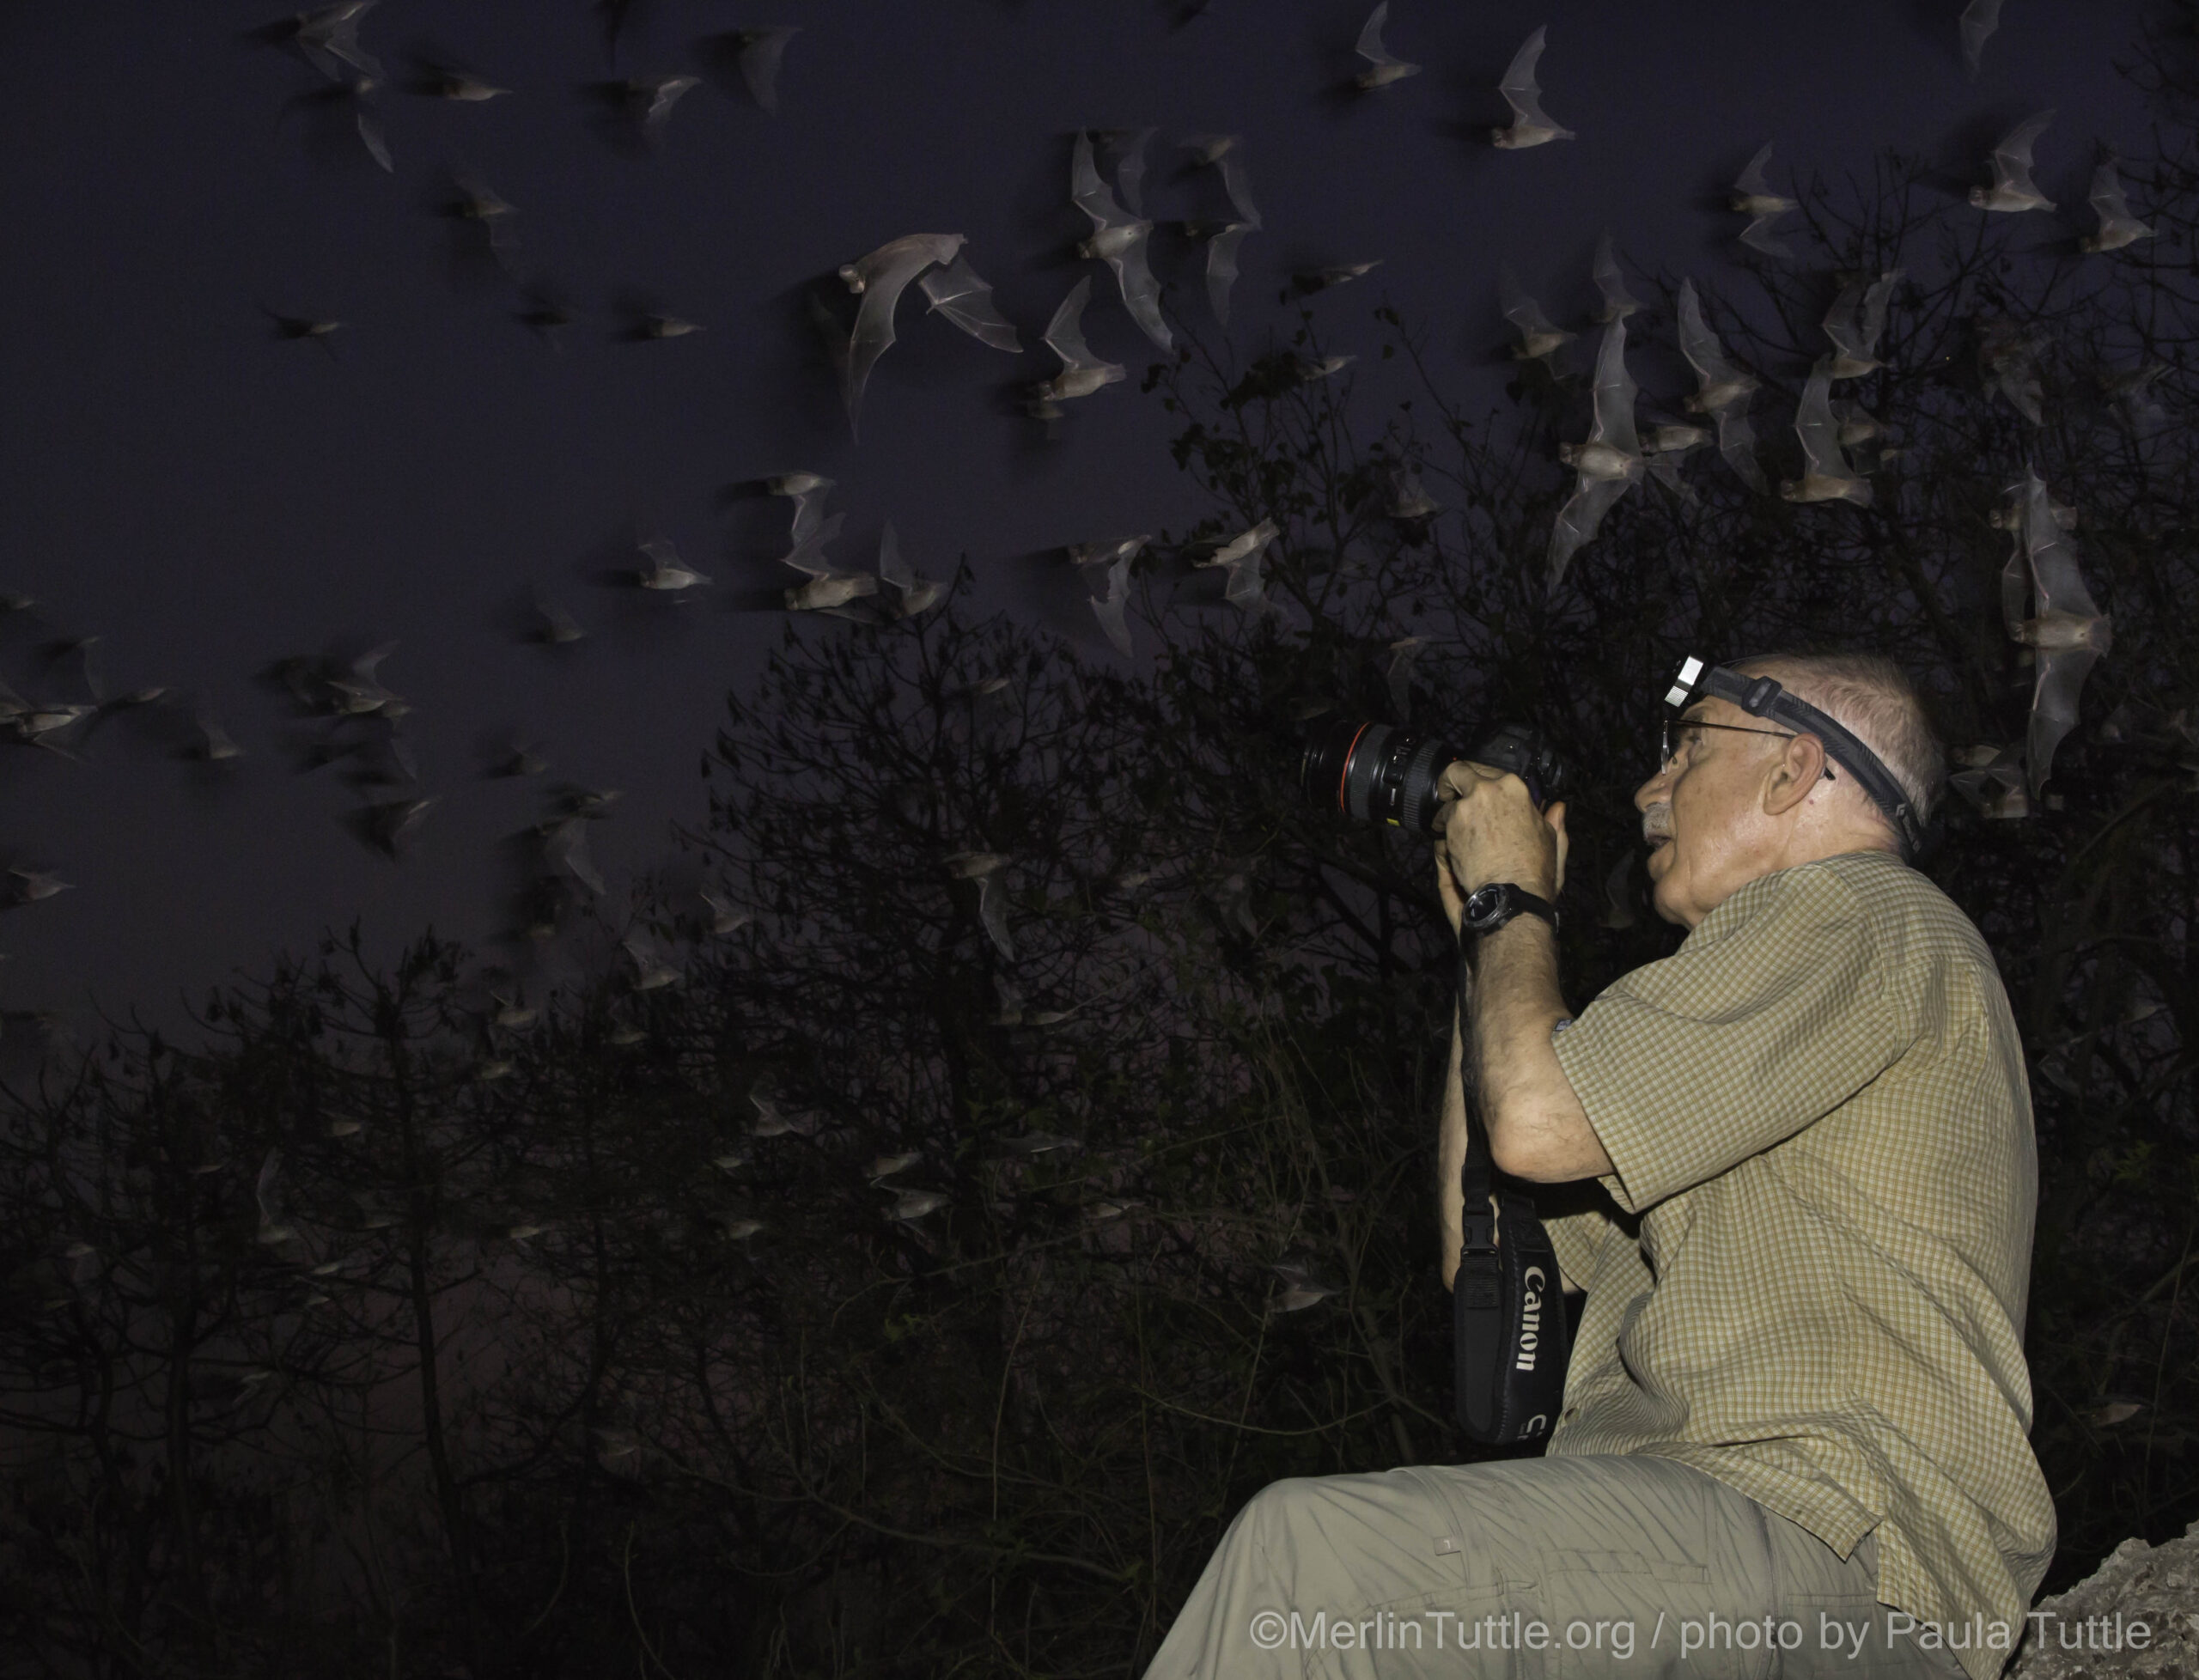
[1142, 1454, 1967, 1677]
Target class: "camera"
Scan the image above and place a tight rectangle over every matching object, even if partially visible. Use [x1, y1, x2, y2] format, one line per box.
[1299, 720, 1566, 834]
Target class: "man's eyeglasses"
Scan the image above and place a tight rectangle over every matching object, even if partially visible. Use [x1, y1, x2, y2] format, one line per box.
[1659, 717, 1839, 778]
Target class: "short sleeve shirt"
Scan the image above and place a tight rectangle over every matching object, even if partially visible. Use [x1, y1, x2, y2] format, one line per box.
[1544, 850, 2054, 1680]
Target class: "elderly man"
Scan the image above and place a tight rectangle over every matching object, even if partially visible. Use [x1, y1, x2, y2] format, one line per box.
[1142, 653, 2053, 1679]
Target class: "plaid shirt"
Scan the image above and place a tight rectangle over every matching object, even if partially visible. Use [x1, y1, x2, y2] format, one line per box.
[1544, 849, 2053, 1680]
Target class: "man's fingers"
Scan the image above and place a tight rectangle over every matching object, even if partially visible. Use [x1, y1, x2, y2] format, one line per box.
[1433, 843, 1466, 930]
[1440, 758, 1513, 799]
[1435, 840, 1466, 891]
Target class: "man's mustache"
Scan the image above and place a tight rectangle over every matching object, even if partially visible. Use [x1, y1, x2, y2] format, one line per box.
[1642, 802, 1672, 846]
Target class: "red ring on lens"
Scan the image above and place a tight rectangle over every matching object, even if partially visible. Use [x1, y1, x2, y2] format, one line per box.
[1337, 722, 1374, 815]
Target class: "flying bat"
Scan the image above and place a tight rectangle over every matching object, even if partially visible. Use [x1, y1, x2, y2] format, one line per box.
[1780, 361, 1872, 506]
[1677, 279, 1766, 492]
[837, 233, 965, 436]
[1353, 2, 1421, 90]
[2013, 471, 2111, 794]
[1491, 27, 1573, 149]
[1971, 111, 2056, 213]
[1071, 131, 1171, 351]
[1548, 318, 1643, 587]
[1030, 277, 1125, 411]
[1732, 143, 1797, 257]
[1822, 270, 1901, 378]
[2082, 160, 2153, 253]
[1073, 131, 1179, 354]
[1592, 232, 1640, 322]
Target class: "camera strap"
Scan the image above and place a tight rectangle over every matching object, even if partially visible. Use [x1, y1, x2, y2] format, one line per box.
[1451, 946, 1571, 1446]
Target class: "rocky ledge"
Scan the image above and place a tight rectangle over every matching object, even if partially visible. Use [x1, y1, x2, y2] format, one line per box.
[2007, 1522, 2198, 1679]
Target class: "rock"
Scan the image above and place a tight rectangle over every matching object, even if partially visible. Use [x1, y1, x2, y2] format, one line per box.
[2007, 1521, 2199, 1678]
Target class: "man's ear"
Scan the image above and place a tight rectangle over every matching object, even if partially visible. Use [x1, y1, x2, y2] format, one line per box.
[1761, 733, 1827, 819]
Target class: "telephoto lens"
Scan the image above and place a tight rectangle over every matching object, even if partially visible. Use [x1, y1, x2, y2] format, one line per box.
[1300, 720, 1565, 833]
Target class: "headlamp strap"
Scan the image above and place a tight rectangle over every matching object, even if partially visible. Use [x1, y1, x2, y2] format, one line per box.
[1671, 660, 1926, 860]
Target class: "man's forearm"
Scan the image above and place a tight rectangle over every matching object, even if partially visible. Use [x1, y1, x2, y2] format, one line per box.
[1439, 1020, 1469, 1287]
[1466, 920, 1611, 1182]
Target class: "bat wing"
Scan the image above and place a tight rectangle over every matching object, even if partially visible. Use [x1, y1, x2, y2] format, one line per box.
[1355, 3, 1393, 64]
[845, 235, 963, 428]
[1091, 588, 1134, 659]
[1071, 131, 1130, 233]
[1206, 223, 1253, 324]
[1677, 280, 1742, 387]
[1587, 318, 1641, 456]
[1104, 127, 1155, 215]
[356, 106, 393, 173]
[739, 27, 798, 113]
[1822, 276, 1865, 361]
[1218, 155, 1260, 225]
[1499, 26, 1551, 123]
[977, 875, 1016, 961]
[1592, 231, 1638, 319]
[2029, 648, 2103, 794]
[788, 481, 834, 545]
[1496, 263, 1532, 329]
[1739, 216, 1791, 259]
[1384, 640, 1422, 719]
[2090, 161, 2150, 239]
[2024, 474, 2103, 617]
[1102, 228, 1173, 350]
[1992, 110, 2055, 194]
[545, 818, 604, 896]
[1209, 520, 1278, 569]
[1711, 408, 1765, 492]
[878, 522, 910, 593]
[1546, 477, 1628, 588]
[1222, 557, 1271, 612]
[1960, 0, 2003, 74]
[301, 4, 384, 80]
[2090, 161, 2129, 222]
[1794, 364, 1846, 478]
[1734, 141, 1776, 197]
[1497, 267, 1563, 343]
[919, 253, 1020, 351]
[778, 513, 846, 579]
[1044, 276, 1100, 370]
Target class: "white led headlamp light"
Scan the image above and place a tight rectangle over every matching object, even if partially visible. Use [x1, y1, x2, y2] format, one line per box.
[1665, 656, 1934, 861]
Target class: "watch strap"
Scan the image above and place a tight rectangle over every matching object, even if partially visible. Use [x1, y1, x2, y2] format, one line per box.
[1465, 883, 1559, 936]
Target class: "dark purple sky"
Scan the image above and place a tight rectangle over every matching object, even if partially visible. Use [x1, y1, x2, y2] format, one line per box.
[0, 0, 2150, 1026]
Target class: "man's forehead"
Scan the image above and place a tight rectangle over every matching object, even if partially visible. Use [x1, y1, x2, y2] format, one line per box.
[1678, 696, 1743, 723]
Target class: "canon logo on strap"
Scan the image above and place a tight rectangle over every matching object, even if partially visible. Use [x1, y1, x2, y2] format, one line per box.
[1515, 1266, 1545, 1372]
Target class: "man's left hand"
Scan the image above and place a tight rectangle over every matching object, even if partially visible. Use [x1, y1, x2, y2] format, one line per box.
[1434, 761, 1568, 935]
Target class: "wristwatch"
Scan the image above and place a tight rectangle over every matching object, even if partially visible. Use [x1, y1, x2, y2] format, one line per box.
[1460, 882, 1559, 938]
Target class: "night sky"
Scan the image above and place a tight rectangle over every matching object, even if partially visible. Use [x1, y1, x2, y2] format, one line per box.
[0, 0, 2152, 1026]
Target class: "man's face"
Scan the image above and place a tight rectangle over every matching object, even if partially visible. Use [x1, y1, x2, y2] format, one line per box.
[1633, 698, 1789, 928]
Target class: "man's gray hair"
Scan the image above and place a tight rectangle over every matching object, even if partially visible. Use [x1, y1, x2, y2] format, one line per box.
[1740, 652, 1946, 831]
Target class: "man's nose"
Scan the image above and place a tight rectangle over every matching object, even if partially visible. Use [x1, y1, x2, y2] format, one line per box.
[1633, 770, 1666, 813]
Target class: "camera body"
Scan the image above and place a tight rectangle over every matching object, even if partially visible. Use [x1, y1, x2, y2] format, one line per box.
[1300, 719, 1566, 832]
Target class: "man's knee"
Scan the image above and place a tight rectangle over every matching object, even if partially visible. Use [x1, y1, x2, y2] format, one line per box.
[1234, 1469, 1452, 1567]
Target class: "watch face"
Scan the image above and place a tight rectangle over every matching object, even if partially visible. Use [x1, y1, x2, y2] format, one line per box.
[1465, 884, 1506, 926]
